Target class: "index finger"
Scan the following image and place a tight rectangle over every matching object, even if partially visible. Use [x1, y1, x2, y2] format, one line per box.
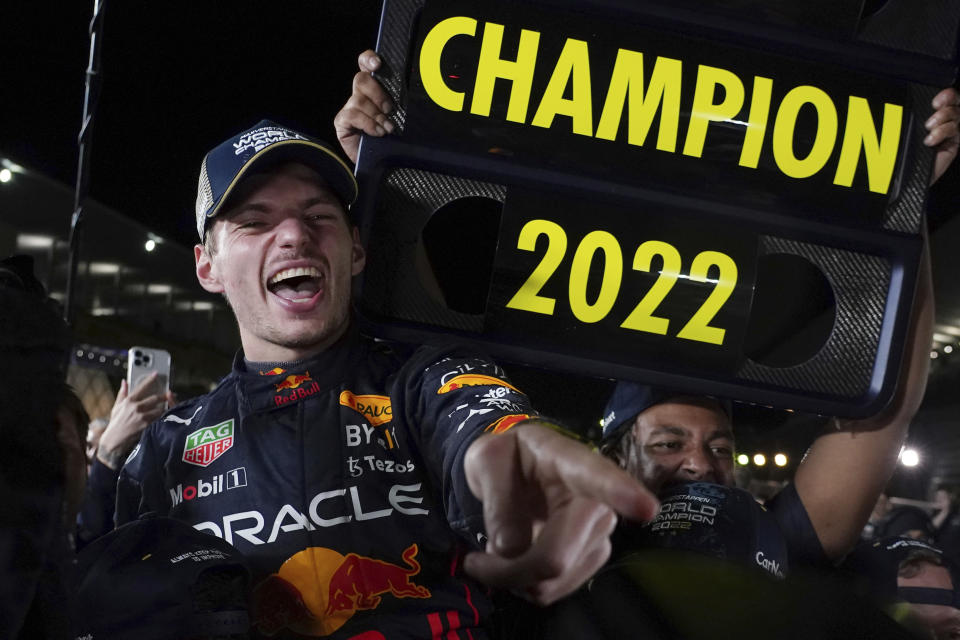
[516, 425, 660, 522]
[465, 432, 535, 557]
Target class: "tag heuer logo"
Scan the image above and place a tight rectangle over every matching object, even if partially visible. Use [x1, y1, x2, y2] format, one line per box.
[182, 419, 235, 467]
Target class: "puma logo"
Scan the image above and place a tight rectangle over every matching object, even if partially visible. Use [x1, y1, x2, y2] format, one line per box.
[164, 405, 203, 426]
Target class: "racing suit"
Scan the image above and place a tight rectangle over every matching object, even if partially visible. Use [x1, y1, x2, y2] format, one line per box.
[115, 327, 536, 639]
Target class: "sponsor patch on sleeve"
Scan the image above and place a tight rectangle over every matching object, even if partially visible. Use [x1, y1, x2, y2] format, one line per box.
[484, 414, 533, 434]
[436, 373, 520, 395]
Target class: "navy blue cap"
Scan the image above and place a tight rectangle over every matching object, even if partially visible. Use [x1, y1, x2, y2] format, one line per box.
[843, 536, 960, 608]
[601, 381, 733, 442]
[73, 516, 251, 640]
[625, 481, 789, 579]
[195, 119, 358, 242]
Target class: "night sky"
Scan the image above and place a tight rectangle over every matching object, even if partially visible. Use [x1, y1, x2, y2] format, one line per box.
[4, 2, 957, 243]
[2, 1, 382, 248]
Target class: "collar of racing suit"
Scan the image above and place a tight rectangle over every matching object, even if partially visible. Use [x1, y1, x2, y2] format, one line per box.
[231, 324, 369, 415]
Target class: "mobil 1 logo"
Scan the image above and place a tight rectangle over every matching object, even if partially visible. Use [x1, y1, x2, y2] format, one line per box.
[170, 467, 247, 506]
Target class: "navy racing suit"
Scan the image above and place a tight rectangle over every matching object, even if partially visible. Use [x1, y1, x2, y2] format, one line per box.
[115, 328, 537, 639]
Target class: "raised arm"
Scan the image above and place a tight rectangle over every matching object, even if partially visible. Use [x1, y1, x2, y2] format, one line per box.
[334, 50, 394, 164]
[793, 240, 934, 561]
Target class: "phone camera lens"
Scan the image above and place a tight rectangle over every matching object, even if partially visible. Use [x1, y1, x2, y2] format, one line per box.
[134, 358, 142, 365]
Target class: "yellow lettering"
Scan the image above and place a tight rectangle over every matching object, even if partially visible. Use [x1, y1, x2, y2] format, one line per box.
[419, 17, 478, 112]
[471, 22, 541, 123]
[683, 65, 745, 158]
[530, 38, 593, 136]
[772, 86, 838, 179]
[505, 219, 567, 315]
[739, 76, 773, 168]
[568, 230, 622, 323]
[596, 51, 682, 151]
[834, 97, 903, 194]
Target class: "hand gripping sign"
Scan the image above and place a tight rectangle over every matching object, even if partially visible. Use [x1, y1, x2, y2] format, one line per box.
[351, 0, 959, 417]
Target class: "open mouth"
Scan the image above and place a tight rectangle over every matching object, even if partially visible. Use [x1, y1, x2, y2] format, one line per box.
[267, 266, 323, 304]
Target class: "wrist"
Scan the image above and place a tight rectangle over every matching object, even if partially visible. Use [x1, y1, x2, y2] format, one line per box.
[521, 417, 596, 448]
[96, 442, 128, 471]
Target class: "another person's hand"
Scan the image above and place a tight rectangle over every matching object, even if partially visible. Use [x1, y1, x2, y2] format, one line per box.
[96, 373, 174, 470]
[334, 49, 395, 164]
[928, 87, 959, 185]
[462, 422, 659, 606]
[85, 417, 108, 468]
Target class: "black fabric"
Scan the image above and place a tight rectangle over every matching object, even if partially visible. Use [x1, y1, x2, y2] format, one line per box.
[897, 586, 955, 606]
[766, 481, 831, 568]
[75, 456, 121, 550]
[874, 506, 935, 540]
[600, 381, 732, 442]
[13, 527, 72, 640]
[115, 328, 537, 639]
[523, 550, 916, 640]
[936, 507, 960, 563]
[841, 536, 960, 607]
[623, 481, 790, 578]
[73, 515, 251, 640]
[0, 265, 72, 639]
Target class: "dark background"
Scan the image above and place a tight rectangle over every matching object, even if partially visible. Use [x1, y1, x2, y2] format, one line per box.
[3, 2, 956, 245]
[1, 1, 382, 248]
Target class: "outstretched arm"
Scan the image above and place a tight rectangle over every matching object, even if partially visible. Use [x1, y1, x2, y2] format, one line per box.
[793, 239, 933, 561]
[463, 421, 659, 605]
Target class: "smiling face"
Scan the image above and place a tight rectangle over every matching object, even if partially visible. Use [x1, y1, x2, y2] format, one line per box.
[195, 162, 365, 362]
[620, 397, 736, 495]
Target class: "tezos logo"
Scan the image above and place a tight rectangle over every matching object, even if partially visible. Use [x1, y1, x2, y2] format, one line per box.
[183, 419, 235, 467]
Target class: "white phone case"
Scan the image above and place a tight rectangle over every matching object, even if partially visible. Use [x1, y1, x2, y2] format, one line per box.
[127, 346, 171, 397]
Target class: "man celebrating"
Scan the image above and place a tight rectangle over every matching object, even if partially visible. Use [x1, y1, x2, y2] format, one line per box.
[115, 121, 657, 638]
[599, 238, 933, 565]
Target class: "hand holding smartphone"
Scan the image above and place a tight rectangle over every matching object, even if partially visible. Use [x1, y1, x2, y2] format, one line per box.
[95, 347, 173, 470]
[127, 347, 171, 400]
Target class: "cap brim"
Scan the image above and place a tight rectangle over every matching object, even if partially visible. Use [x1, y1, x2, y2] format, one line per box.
[206, 139, 358, 223]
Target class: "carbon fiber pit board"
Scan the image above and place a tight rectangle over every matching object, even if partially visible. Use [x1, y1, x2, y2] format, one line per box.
[351, 0, 957, 417]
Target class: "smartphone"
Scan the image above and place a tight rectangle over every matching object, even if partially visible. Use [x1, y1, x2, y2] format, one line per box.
[127, 346, 171, 398]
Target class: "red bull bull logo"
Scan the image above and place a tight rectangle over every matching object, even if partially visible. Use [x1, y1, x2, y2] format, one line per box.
[325, 543, 430, 615]
[436, 374, 519, 395]
[274, 372, 321, 407]
[275, 371, 313, 392]
[259, 367, 286, 376]
[253, 544, 431, 637]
